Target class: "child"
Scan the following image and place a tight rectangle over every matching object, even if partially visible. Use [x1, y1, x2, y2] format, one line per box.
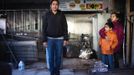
[99, 21, 118, 69]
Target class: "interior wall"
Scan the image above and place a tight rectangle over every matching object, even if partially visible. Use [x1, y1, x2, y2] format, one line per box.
[65, 13, 110, 52]
[3, 9, 47, 39]
[65, 14, 92, 39]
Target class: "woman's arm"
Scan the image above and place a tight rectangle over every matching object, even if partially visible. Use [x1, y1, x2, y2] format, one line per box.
[99, 27, 106, 38]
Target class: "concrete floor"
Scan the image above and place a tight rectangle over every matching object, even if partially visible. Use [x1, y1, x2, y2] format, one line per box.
[13, 58, 90, 75]
[12, 68, 134, 75]
[89, 69, 134, 75]
[12, 58, 134, 75]
[13, 69, 90, 75]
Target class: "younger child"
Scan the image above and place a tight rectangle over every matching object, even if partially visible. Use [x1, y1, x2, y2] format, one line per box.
[99, 21, 118, 69]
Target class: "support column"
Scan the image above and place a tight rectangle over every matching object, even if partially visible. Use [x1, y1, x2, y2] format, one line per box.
[126, 0, 131, 65]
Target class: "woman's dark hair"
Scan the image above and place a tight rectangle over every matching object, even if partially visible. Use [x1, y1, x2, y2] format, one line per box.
[105, 19, 114, 28]
[50, 0, 59, 5]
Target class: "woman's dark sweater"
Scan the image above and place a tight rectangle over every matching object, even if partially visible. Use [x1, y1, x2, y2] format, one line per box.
[42, 10, 68, 42]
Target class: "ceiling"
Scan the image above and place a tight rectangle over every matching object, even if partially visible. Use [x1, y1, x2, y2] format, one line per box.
[0, 0, 50, 9]
[4, 0, 50, 3]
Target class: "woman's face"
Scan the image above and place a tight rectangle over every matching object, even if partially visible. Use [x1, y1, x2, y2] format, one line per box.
[110, 14, 118, 22]
[50, 1, 59, 12]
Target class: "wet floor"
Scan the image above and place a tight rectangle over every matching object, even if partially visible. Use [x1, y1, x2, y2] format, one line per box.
[12, 68, 134, 75]
[12, 58, 134, 75]
[89, 69, 134, 75]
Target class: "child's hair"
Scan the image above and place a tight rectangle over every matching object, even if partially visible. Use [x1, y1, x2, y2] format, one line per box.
[105, 19, 114, 28]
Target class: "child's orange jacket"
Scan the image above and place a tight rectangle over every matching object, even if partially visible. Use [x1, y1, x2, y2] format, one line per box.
[99, 30, 118, 55]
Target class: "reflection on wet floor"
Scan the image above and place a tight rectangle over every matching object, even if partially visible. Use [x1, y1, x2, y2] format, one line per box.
[12, 58, 134, 75]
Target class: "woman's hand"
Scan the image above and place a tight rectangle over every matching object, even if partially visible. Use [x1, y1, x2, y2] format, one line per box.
[63, 40, 69, 46]
[43, 42, 48, 47]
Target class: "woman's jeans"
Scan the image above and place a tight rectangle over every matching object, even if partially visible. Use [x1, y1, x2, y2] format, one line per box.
[102, 54, 114, 69]
[46, 38, 63, 75]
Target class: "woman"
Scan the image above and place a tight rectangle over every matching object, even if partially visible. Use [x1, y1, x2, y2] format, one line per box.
[42, 0, 69, 75]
